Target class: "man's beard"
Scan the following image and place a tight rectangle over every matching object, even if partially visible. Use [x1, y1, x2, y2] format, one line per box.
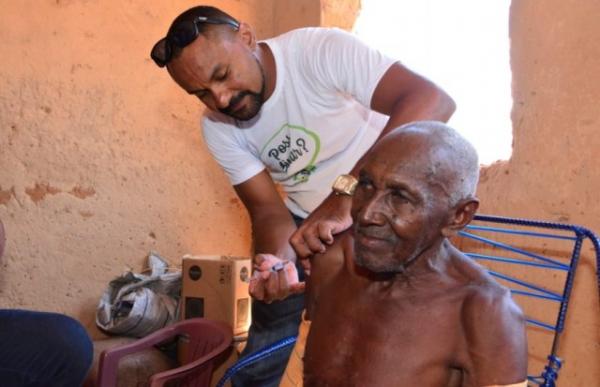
[219, 61, 266, 121]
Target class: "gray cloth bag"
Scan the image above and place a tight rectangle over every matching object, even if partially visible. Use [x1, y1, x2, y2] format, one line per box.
[96, 252, 182, 338]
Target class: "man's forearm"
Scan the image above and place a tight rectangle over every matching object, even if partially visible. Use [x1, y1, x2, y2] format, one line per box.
[385, 82, 456, 126]
[251, 210, 298, 262]
[233, 170, 300, 262]
[351, 84, 455, 176]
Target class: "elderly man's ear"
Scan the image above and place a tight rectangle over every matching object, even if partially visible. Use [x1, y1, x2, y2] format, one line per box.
[441, 198, 479, 238]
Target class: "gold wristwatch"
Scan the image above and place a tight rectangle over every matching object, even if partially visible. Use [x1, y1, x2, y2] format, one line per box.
[331, 174, 358, 196]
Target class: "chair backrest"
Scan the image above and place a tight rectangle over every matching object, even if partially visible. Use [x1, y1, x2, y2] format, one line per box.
[98, 318, 232, 387]
[454, 214, 600, 387]
[151, 319, 232, 387]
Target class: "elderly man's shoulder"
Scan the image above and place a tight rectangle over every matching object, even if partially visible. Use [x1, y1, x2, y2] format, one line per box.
[448, 252, 526, 340]
[448, 249, 528, 383]
[448, 246, 524, 320]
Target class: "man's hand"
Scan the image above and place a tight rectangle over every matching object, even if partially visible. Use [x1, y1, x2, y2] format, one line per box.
[290, 193, 353, 259]
[249, 254, 305, 303]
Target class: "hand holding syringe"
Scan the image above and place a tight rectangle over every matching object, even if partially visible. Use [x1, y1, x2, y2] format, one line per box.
[249, 254, 305, 303]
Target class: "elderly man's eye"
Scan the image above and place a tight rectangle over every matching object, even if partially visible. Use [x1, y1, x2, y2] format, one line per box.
[391, 190, 410, 203]
[358, 178, 373, 190]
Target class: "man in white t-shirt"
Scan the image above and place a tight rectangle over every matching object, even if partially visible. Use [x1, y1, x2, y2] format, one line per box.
[151, 5, 455, 386]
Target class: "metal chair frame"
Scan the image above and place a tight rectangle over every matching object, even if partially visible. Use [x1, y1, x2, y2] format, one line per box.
[459, 214, 600, 387]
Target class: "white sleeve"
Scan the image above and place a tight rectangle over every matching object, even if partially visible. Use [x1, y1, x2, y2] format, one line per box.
[302, 28, 397, 108]
[201, 116, 265, 186]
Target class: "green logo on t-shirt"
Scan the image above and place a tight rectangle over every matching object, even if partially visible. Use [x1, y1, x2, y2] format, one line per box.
[261, 124, 321, 183]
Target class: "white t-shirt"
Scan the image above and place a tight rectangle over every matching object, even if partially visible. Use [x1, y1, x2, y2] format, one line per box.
[202, 27, 396, 218]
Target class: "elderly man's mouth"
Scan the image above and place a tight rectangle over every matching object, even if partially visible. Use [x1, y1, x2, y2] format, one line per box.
[355, 230, 392, 249]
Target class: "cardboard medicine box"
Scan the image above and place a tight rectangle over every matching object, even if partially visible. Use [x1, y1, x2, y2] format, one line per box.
[181, 255, 252, 335]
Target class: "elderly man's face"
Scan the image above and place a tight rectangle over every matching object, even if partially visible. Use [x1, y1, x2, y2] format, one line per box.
[167, 30, 265, 121]
[351, 137, 452, 273]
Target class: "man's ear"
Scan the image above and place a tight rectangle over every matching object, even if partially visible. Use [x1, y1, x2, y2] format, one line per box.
[237, 22, 256, 49]
[441, 198, 479, 238]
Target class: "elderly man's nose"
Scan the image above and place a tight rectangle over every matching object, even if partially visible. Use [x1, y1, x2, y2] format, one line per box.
[358, 194, 386, 224]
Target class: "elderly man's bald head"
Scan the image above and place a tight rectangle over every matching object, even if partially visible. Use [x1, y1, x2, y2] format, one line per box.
[352, 121, 480, 272]
[368, 121, 479, 207]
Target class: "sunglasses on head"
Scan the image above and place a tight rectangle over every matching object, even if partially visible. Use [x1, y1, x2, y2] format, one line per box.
[151, 16, 240, 68]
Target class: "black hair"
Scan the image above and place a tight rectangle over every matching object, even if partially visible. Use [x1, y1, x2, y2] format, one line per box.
[167, 5, 239, 57]
[169, 5, 238, 31]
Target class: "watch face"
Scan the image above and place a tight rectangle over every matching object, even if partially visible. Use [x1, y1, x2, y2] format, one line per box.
[333, 174, 358, 195]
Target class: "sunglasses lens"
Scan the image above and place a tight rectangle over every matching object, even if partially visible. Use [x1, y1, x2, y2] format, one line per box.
[169, 21, 198, 47]
[152, 17, 237, 68]
[151, 38, 169, 67]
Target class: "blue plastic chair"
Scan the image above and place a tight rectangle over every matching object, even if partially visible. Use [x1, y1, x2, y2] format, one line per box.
[456, 214, 600, 387]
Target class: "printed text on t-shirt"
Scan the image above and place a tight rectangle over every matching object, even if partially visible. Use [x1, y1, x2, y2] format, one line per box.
[267, 134, 310, 172]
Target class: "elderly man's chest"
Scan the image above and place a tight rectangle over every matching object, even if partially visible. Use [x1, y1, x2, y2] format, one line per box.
[304, 283, 469, 386]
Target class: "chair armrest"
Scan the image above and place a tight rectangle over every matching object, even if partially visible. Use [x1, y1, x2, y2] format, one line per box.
[97, 325, 179, 387]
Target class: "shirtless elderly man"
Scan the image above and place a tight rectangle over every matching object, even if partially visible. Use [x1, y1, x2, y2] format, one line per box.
[252, 121, 528, 387]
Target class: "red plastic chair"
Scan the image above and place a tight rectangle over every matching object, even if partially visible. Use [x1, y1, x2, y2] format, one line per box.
[97, 318, 232, 387]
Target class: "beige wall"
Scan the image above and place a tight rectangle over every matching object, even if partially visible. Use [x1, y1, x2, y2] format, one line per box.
[0, 0, 275, 333]
[0, 0, 331, 336]
[0, 0, 598, 385]
[273, 0, 321, 33]
[476, 1, 600, 384]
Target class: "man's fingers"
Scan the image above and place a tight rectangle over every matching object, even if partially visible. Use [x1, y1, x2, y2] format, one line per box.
[266, 271, 288, 302]
[299, 258, 311, 276]
[277, 267, 291, 299]
[283, 260, 300, 286]
[254, 253, 282, 271]
[254, 260, 303, 302]
[317, 221, 335, 245]
[291, 220, 344, 259]
[253, 255, 271, 272]
[289, 281, 306, 294]
[290, 232, 315, 258]
[300, 226, 327, 255]
[254, 254, 266, 266]
[250, 254, 304, 302]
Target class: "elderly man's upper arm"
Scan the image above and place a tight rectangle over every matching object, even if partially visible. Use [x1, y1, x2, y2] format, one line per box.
[304, 234, 348, 319]
[463, 286, 528, 387]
